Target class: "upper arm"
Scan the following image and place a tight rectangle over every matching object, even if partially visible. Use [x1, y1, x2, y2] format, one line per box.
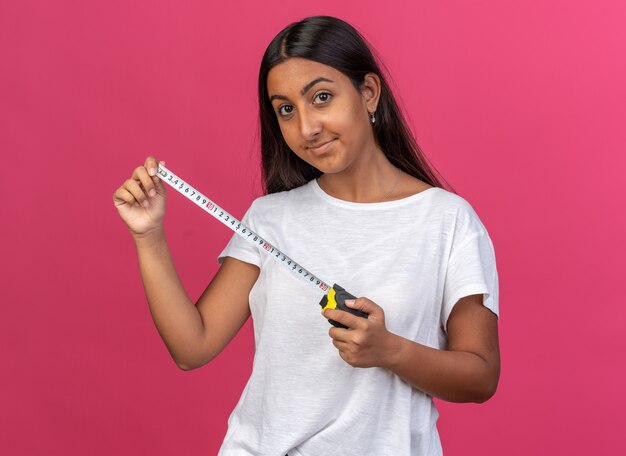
[447, 294, 501, 391]
[193, 256, 260, 368]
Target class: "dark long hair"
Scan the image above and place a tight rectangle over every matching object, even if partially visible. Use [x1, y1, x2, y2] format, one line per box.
[258, 15, 446, 194]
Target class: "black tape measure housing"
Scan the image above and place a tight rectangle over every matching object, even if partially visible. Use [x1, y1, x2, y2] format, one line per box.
[319, 284, 369, 329]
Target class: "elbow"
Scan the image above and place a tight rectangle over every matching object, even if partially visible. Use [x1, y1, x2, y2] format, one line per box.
[473, 383, 497, 403]
[472, 357, 500, 403]
[176, 356, 204, 371]
[472, 373, 500, 403]
[174, 353, 199, 371]
[451, 365, 499, 403]
[175, 353, 214, 371]
[171, 331, 223, 371]
[450, 384, 497, 404]
[171, 342, 214, 371]
[177, 362, 195, 371]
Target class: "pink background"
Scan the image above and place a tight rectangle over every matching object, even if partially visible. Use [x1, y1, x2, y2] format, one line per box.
[1, 1, 624, 454]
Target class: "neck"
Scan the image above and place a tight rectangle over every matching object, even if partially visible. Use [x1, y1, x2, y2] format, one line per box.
[317, 148, 402, 203]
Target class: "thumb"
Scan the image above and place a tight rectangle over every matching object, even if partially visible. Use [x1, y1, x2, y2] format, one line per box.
[345, 297, 382, 317]
[152, 161, 167, 194]
[152, 173, 166, 193]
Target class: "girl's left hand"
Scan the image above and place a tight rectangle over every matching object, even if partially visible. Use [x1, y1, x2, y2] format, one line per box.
[324, 298, 398, 368]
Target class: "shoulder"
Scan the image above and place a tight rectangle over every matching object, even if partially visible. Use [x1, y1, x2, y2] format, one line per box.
[252, 180, 313, 207]
[245, 180, 315, 218]
[431, 188, 476, 213]
[426, 188, 489, 238]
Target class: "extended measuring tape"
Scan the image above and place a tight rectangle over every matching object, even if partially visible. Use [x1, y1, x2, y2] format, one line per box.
[156, 164, 368, 328]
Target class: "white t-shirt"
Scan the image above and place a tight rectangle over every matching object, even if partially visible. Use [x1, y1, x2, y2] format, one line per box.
[217, 179, 499, 456]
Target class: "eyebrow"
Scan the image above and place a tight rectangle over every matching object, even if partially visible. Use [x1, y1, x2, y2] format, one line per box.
[301, 77, 333, 95]
[269, 77, 334, 102]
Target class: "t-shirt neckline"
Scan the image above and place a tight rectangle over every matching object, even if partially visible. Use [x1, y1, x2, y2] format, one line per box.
[308, 178, 440, 209]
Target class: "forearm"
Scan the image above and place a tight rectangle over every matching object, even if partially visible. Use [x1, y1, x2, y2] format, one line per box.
[134, 228, 204, 369]
[384, 334, 498, 403]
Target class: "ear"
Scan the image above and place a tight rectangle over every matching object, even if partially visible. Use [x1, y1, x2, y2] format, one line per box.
[360, 72, 382, 113]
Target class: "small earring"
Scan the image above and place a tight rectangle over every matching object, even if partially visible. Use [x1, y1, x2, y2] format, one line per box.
[370, 111, 376, 124]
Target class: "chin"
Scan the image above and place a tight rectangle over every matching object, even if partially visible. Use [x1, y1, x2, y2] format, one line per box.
[301, 154, 350, 175]
[308, 162, 346, 175]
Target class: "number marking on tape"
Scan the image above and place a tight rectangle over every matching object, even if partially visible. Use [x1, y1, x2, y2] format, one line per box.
[156, 164, 330, 293]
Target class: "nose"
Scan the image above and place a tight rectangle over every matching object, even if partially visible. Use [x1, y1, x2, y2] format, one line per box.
[298, 108, 322, 141]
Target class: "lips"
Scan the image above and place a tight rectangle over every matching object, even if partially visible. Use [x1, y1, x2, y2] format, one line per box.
[306, 139, 336, 154]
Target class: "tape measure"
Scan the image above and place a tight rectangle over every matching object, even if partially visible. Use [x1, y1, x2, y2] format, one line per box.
[156, 164, 368, 328]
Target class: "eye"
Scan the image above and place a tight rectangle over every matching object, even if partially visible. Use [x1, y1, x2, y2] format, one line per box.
[313, 91, 332, 104]
[278, 104, 294, 117]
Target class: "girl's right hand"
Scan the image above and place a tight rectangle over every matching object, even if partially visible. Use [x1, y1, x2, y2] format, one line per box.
[113, 156, 167, 238]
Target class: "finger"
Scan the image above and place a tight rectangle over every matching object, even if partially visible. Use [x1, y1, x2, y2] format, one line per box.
[324, 307, 363, 330]
[132, 166, 157, 198]
[328, 327, 352, 345]
[337, 350, 351, 365]
[144, 156, 160, 177]
[124, 178, 150, 207]
[113, 187, 138, 207]
[154, 160, 167, 183]
[151, 159, 168, 193]
[151, 173, 166, 194]
[331, 338, 349, 351]
[346, 297, 381, 319]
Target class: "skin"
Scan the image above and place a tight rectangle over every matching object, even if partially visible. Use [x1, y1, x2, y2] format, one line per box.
[267, 58, 500, 402]
[267, 58, 431, 202]
[113, 160, 259, 370]
[112, 57, 500, 403]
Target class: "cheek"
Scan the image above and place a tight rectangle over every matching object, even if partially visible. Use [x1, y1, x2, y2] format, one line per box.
[276, 122, 312, 164]
[334, 94, 369, 137]
[335, 108, 368, 147]
[277, 122, 299, 151]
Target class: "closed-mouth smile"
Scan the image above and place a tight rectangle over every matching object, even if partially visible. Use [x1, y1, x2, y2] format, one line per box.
[307, 139, 335, 154]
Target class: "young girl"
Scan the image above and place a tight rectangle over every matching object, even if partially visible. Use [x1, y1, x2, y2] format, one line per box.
[113, 16, 500, 456]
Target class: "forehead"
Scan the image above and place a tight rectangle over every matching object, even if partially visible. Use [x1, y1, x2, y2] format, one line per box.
[267, 58, 349, 96]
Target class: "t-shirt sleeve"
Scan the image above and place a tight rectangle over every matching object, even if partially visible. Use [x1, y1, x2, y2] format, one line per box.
[217, 200, 262, 267]
[441, 209, 499, 334]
